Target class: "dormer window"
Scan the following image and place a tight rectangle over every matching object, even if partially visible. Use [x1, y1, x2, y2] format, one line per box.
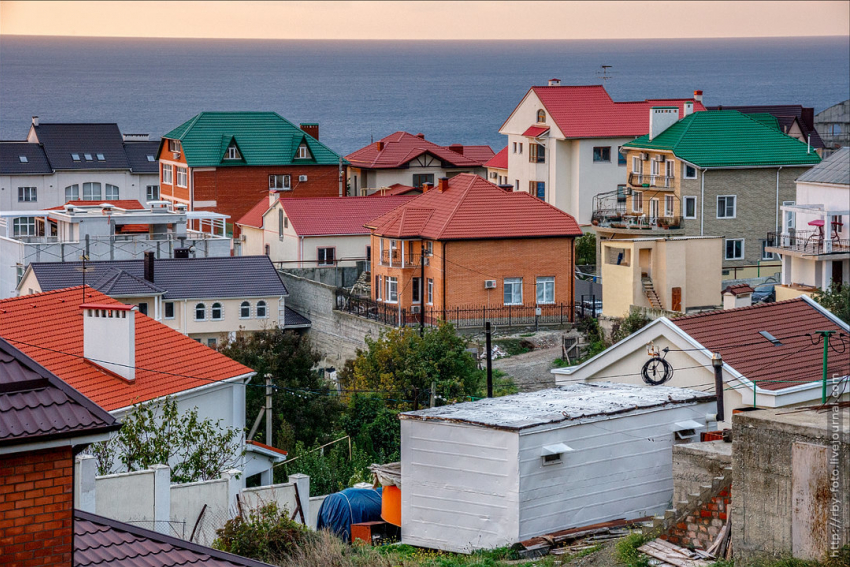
[96, 153, 105, 161]
[147, 155, 155, 162]
[296, 143, 310, 159]
[84, 153, 93, 161]
[225, 144, 241, 160]
[71, 153, 81, 161]
[168, 139, 181, 153]
[19, 155, 28, 163]
[537, 109, 546, 123]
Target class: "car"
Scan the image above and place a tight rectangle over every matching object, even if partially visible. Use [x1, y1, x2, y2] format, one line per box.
[577, 299, 603, 316]
[751, 284, 776, 304]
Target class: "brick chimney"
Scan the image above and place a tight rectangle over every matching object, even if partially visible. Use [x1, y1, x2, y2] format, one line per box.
[300, 123, 319, 140]
[438, 177, 449, 192]
[81, 303, 136, 381]
[421, 182, 432, 193]
[376, 141, 385, 151]
[416, 133, 425, 139]
[649, 107, 680, 141]
[694, 90, 703, 103]
[143, 251, 154, 283]
[448, 144, 464, 155]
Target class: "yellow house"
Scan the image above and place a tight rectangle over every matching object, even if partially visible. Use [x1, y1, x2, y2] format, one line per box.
[601, 236, 722, 318]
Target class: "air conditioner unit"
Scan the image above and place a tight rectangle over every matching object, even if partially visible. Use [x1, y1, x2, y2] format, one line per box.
[299, 175, 308, 182]
[422, 257, 430, 266]
[411, 305, 421, 314]
[172, 152, 181, 159]
[640, 152, 649, 161]
[240, 234, 247, 242]
[484, 280, 497, 289]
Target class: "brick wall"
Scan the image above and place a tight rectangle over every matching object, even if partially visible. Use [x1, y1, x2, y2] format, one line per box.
[0, 447, 74, 567]
[663, 486, 730, 550]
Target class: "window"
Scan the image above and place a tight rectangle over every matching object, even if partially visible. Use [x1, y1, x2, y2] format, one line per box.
[195, 303, 206, 321]
[83, 182, 102, 200]
[536, 276, 554, 304]
[512, 142, 517, 153]
[386, 277, 398, 303]
[427, 278, 434, 304]
[225, 144, 241, 160]
[717, 196, 736, 219]
[105, 184, 119, 200]
[515, 179, 519, 191]
[725, 239, 744, 260]
[412, 174, 434, 189]
[278, 209, 285, 240]
[168, 139, 180, 152]
[164, 302, 175, 319]
[684, 164, 697, 179]
[423, 241, 433, 256]
[761, 241, 774, 260]
[296, 143, 310, 159]
[137, 302, 148, 316]
[529, 143, 545, 163]
[618, 147, 627, 166]
[162, 164, 173, 184]
[19, 155, 28, 163]
[269, 174, 291, 190]
[318, 247, 336, 266]
[211, 302, 223, 320]
[535, 181, 545, 200]
[147, 155, 156, 162]
[176, 167, 188, 188]
[783, 201, 796, 231]
[616, 184, 627, 203]
[18, 187, 37, 202]
[665, 160, 675, 178]
[256, 301, 267, 318]
[593, 146, 611, 162]
[684, 196, 696, 219]
[664, 195, 675, 216]
[412, 277, 421, 303]
[632, 191, 643, 212]
[265, 244, 270, 256]
[504, 278, 523, 305]
[65, 184, 79, 201]
[71, 153, 81, 161]
[146, 185, 160, 201]
[207, 338, 217, 348]
[632, 155, 642, 173]
[518, 143, 523, 154]
[650, 159, 660, 177]
[12, 217, 36, 237]
[84, 153, 93, 161]
[537, 109, 546, 123]
[96, 153, 105, 161]
[375, 275, 382, 300]
[240, 301, 251, 318]
[366, 245, 371, 262]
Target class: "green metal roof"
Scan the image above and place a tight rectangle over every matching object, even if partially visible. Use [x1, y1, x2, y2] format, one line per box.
[744, 113, 780, 130]
[623, 110, 821, 168]
[161, 112, 345, 167]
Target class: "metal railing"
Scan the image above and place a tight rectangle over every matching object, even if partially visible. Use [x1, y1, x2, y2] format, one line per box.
[379, 251, 426, 267]
[628, 173, 675, 189]
[592, 213, 684, 230]
[766, 231, 850, 255]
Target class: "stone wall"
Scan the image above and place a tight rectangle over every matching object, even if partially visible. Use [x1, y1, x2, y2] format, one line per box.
[672, 440, 732, 504]
[280, 265, 365, 289]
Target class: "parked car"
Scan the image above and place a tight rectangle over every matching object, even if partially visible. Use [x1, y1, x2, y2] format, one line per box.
[751, 284, 776, 304]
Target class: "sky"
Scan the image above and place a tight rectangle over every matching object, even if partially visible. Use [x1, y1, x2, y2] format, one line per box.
[1, 1, 848, 40]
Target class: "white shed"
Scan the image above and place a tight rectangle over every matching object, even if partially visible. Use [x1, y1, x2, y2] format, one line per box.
[399, 383, 716, 553]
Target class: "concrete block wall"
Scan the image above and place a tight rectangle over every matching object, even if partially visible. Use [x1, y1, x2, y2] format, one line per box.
[672, 441, 732, 504]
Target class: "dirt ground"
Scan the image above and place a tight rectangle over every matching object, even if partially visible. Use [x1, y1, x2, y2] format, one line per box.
[483, 329, 581, 392]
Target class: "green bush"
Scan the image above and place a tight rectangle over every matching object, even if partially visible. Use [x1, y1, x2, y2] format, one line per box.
[615, 532, 651, 567]
[213, 502, 311, 562]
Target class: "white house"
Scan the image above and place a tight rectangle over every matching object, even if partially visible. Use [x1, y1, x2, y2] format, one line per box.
[498, 81, 704, 225]
[766, 146, 849, 299]
[0, 118, 161, 212]
[552, 297, 850, 427]
[399, 383, 716, 553]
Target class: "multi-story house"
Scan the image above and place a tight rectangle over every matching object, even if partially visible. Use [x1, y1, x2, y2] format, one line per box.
[0, 118, 160, 211]
[17, 254, 308, 347]
[484, 147, 509, 186]
[498, 81, 705, 225]
[814, 99, 850, 154]
[766, 147, 849, 299]
[707, 104, 825, 153]
[364, 174, 582, 318]
[345, 131, 494, 195]
[237, 193, 414, 267]
[158, 112, 346, 236]
[594, 109, 821, 279]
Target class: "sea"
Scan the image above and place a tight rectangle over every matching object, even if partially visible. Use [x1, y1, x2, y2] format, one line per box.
[1, 35, 848, 154]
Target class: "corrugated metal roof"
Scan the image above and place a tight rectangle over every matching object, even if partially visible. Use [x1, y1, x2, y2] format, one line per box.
[707, 104, 825, 149]
[796, 147, 849, 185]
[0, 142, 53, 174]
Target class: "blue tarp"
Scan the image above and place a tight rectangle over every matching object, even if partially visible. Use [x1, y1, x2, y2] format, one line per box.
[316, 487, 383, 542]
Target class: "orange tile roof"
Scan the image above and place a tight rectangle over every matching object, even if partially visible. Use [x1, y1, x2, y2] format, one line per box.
[484, 147, 508, 170]
[365, 173, 582, 240]
[0, 287, 254, 411]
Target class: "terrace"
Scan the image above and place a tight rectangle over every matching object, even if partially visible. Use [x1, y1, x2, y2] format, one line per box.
[591, 189, 685, 233]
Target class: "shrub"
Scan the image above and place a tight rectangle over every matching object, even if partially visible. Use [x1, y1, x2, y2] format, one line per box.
[615, 532, 651, 567]
[213, 502, 311, 562]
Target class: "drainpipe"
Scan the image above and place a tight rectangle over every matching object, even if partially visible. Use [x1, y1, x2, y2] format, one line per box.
[299, 236, 304, 268]
[699, 169, 705, 236]
[775, 167, 783, 232]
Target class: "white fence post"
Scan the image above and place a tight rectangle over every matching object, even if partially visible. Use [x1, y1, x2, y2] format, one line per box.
[75, 455, 97, 513]
[224, 469, 242, 512]
[151, 464, 171, 534]
[289, 473, 310, 526]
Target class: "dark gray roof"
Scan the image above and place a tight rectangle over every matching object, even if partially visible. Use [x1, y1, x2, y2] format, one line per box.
[29, 256, 288, 300]
[91, 267, 167, 296]
[0, 337, 119, 448]
[75, 510, 273, 567]
[797, 146, 850, 185]
[31, 123, 131, 170]
[0, 142, 53, 174]
[283, 306, 311, 328]
[124, 140, 161, 173]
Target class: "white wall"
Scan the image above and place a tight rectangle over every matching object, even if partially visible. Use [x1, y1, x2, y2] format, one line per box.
[349, 165, 486, 192]
[0, 170, 158, 211]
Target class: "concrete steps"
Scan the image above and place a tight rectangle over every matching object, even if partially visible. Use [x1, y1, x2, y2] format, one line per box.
[647, 466, 733, 535]
[641, 277, 663, 310]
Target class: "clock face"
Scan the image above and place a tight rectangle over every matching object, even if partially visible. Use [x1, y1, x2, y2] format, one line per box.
[642, 357, 673, 386]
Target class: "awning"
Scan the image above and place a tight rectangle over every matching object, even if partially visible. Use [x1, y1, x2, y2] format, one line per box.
[523, 125, 551, 138]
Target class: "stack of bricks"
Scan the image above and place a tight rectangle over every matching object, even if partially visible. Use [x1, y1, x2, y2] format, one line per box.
[0, 447, 74, 567]
[663, 485, 731, 550]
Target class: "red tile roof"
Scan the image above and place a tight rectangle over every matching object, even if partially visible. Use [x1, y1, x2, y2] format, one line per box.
[367, 183, 421, 197]
[46, 200, 147, 211]
[366, 173, 583, 240]
[0, 287, 254, 411]
[508, 85, 705, 139]
[673, 298, 849, 391]
[247, 439, 288, 455]
[484, 147, 508, 170]
[279, 196, 415, 236]
[235, 197, 270, 229]
[522, 125, 551, 137]
[345, 132, 494, 169]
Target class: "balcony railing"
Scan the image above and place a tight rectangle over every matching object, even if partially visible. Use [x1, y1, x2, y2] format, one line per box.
[379, 250, 427, 267]
[593, 212, 684, 231]
[628, 173, 675, 189]
[767, 231, 850, 255]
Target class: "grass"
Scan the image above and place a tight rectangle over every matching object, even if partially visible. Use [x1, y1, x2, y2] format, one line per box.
[492, 338, 533, 357]
[614, 532, 650, 567]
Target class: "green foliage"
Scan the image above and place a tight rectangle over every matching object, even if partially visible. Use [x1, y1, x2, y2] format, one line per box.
[612, 309, 651, 343]
[576, 232, 597, 266]
[213, 502, 311, 562]
[219, 329, 343, 448]
[615, 532, 651, 567]
[812, 281, 850, 324]
[88, 397, 243, 483]
[340, 394, 401, 463]
[492, 338, 533, 357]
[280, 439, 372, 496]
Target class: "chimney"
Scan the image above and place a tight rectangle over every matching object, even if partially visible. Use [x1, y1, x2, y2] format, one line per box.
[649, 107, 680, 141]
[376, 141, 385, 151]
[143, 251, 155, 283]
[421, 182, 432, 193]
[174, 247, 190, 259]
[683, 101, 694, 117]
[498, 184, 514, 192]
[693, 90, 703, 103]
[81, 303, 136, 381]
[548, 78, 561, 86]
[416, 133, 425, 139]
[31, 116, 39, 126]
[122, 133, 150, 141]
[300, 123, 319, 140]
[448, 144, 464, 155]
[438, 177, 449, 193]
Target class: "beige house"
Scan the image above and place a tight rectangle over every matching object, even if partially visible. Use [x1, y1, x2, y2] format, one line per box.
[601, 236, 722, 318]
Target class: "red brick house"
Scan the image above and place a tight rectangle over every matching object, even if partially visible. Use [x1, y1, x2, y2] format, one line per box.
[158, 112, 346, 235]
[364, 174, 583, 320]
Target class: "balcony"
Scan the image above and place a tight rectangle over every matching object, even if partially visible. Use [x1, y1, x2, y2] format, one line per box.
[594, 213, 685, 233]
[379, 250, 427, 268]
[766, 231, 850, 256]
[628, 173, 675, 190]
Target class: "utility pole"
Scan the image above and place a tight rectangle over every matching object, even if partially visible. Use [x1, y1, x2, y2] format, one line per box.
[815, 330, 836, 403]
[430, 381, 436, 408]
[338, 157, 344, 197]
[265, 374, 273, 446]
[711, 352, 725, 422]
[485, 321, 493, 398]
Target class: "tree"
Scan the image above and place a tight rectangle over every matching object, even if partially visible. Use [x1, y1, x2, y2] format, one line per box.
[348, 323, 482, 410]
[88, 397, 243, 483]
[611, 309, 651, 343]
[575, 232, 596, 266]
[219, 329, 343, 448]
[813, 281, 850, 324]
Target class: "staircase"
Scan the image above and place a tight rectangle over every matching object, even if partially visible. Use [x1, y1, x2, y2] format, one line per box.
[642, 277, 663, 309]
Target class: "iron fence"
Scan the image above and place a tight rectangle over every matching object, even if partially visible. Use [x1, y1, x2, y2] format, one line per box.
[767, 231, 850, 255]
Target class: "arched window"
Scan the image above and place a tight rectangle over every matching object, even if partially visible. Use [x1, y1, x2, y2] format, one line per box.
[83, 182, 102, 200]
[65, 184, 79, 200]
[105, 184, 119, 200]
[256, 301, 267, 318]
[240, 301, 251, 318]
[537, 109, 546, 123]
[211, 302, 223, 320]
[195, 303, 206, 321]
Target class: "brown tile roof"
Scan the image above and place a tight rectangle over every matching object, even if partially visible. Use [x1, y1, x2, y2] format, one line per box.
[723, 284, 754, 295]
[673, 298, 849, 391]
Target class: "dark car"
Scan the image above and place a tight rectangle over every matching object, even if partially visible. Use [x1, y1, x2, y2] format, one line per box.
[751, 284, 776, 304]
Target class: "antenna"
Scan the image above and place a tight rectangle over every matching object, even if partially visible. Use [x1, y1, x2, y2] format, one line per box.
[596, 65, 615, 82]
[74, 254, 94, 302]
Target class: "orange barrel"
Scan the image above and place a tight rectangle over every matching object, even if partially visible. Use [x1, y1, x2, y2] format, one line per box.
[381, 485, 401, 526]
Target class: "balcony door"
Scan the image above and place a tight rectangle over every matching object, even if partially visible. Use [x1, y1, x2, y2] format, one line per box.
[649, 198, 659, 222]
